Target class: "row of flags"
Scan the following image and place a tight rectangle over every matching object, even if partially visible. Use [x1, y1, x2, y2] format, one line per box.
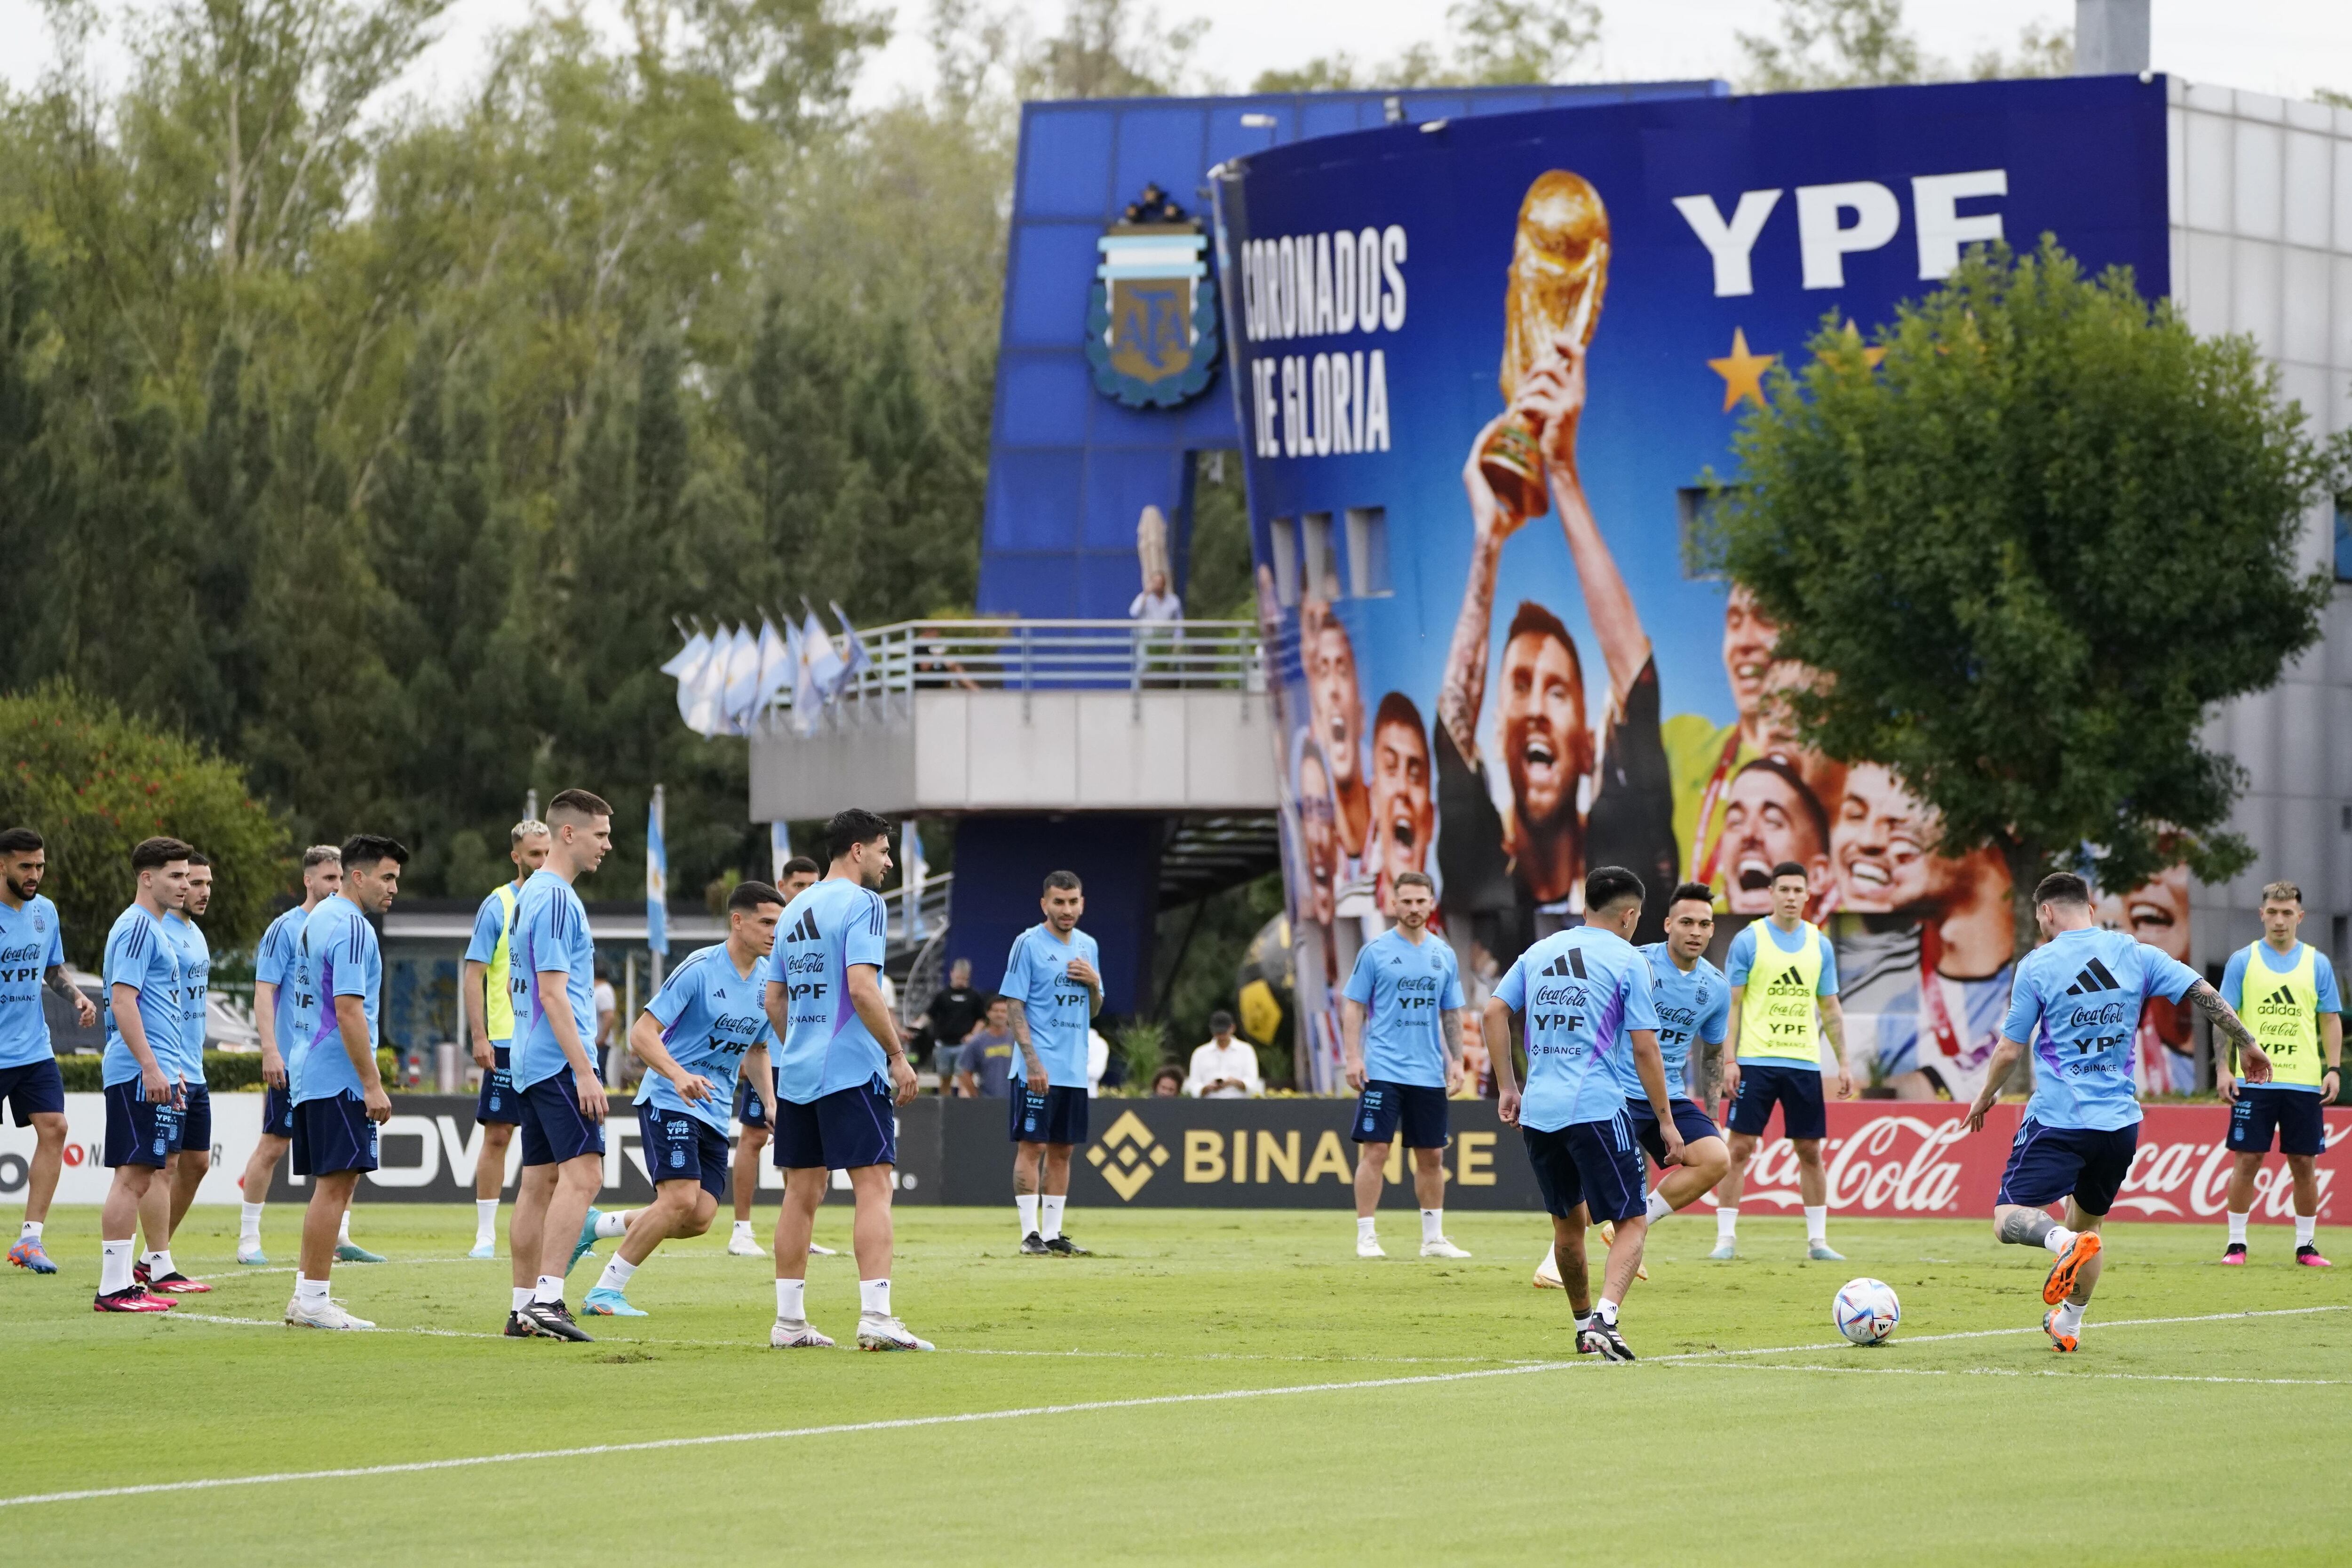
[660, 603, 871, 738]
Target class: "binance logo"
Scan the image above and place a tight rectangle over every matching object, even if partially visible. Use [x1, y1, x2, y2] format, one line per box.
[1086, 1110, 1170, 1201]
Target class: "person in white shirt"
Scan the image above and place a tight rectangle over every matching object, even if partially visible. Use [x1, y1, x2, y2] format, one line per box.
[1129, 569, 1182, 626]
[1185, 1012, 1262, 1098]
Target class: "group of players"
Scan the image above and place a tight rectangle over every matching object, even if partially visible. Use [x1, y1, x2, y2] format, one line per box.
[1, 812, 2340, 1357]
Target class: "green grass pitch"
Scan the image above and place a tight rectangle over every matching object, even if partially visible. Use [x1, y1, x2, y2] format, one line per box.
[6, 1204, 2349, 1564]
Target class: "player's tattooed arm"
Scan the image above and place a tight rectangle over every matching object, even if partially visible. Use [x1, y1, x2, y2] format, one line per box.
[1003, 997, 1044, 1079]
[2186, 981, 2267, 1075]
[1440, 1008, 1464, 1067]
[43, 963, 77, 1001]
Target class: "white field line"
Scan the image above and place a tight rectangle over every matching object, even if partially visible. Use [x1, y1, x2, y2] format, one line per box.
[1671, 1361, 2352, 1387]
[10, 1305, 2344, 1511]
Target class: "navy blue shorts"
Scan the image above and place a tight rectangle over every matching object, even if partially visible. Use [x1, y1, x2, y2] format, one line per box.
[0, 1058, 65, 1125]
[262, 1083, 294, 1138]
[775, 1082, 897, 1171]
[1351, 1080, 1450, 1149]
[178, 1082, 212, 1157]
[1727, 1061, 1828, 1140]
[2227, 1086, 2326, 1157]
[637, 1099, 730, 1199]
[291, 1092, 380, 1177]
[1009, 1083, 1089, 1146]
[1631, 1098, 1724, 1170]
[1997, 1117, 2137, 1215]
[1521, 1113, 1647, 1223]
[734, 1068, 774, 1130]
[517, 1074, 605, 1166]
[103, 1079, 180, 1169]
[475, 1043, 519, 1127]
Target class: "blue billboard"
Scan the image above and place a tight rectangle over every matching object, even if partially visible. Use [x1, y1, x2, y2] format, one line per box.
[1213, 75, 2190, 1095]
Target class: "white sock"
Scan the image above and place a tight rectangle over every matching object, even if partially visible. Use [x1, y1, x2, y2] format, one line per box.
[296, 1274, 329, 1307]
[1017, 1194, 1038, 1236]
[145, 1249, 176, 1278]
[534, 1274, 564, 1304]
[595, 1255, 637, 1294]
[1357, 1216, 1378, 1242]
[2227, 1210, 2249, 1246]
[19, 1219, 41, 1241]
[1041, 1195, 1065, 1242]
[594, 1209, 632, 1239]
[1716, 1207, 1737, 1241]
[1573, 1308, 1593, 1331]
[2296, 1213, 2318, 1248]
[2053, 1297, 2084, 1335]
[512, 1286, 533, 1312]
[475, 1200, 499, 1242]
[1420, 1208, 1443, 1243]
[859, 1278, 891, 1317]
[239, 1202, 263, 1243]
[2042, 1225, 2077, 1257]
[1803, 1206, 1826, 1244]
[101, 1238, 134, 1294]
[337, 1211, 352, 1244]
[777, 1278, 806, 1319]
[1597, 1297, 1620, 1326]
[733, 1220, 754, 1241]
[1645, 1190, 1674, 1225]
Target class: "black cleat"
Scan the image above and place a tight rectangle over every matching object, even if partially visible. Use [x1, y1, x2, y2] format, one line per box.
[1019, 1232, 1050, 1256]
[503, 1309, 540, 1338]
[1044, 1235, 1090, 1256]
[523, 1299, 594, 1342]
[1578, 1322, 1636, 1362]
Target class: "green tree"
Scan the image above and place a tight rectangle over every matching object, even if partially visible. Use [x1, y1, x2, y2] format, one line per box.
[1712, 240, 2331, 936]
[0, 683, 292, 965]
[1254, 0, 1596, 92]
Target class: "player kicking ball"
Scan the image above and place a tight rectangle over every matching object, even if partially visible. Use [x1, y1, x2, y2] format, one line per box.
[1488, 867, 1685, 1361]
[1967, 871, 2270, 1352]
[762, 809, 930, 1351]
[1341, 871, 1471, 1259]
[583, 881, 785, 1317]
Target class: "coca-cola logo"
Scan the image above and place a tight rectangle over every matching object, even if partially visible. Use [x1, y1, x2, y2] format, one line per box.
[2065, 1002, 2130, 1027]
[2109, 1122, 2345, 1218]
[1736, 1113, 1971, 1215]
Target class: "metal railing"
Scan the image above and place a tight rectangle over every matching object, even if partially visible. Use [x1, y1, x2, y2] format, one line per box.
[760, 619, 1263, 733]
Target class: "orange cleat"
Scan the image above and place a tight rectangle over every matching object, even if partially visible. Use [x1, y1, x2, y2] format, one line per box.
[2042, 1231, 2100, 1306]
[2042, 1307, 2077, 1353]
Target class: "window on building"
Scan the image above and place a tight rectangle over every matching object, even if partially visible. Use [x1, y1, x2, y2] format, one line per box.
[1269, 516, 1299, 606]
[1302, 512, 1340, 602]
[1345, 507, 1392, 598]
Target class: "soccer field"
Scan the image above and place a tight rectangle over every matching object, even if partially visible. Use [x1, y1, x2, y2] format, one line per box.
[7, 1205, 2349, 1565]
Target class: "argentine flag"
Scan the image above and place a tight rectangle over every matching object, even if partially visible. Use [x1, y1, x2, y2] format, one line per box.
[646, 788, 669, 958]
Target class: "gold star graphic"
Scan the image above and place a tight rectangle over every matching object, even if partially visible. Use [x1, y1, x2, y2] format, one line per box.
[1836, 318, 1887, 369]
[1708, 326, 1775, 412]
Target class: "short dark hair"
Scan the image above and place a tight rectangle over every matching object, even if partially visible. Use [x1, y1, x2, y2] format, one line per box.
[2034, 871, 2091, 908]
[186, 851, 211, 869]
[781, 856, 820, 878]
[728, 879, 785, 914]
[131, 836, 195, 871]
[1210, 1010, 1236, 1031]
[1152, 1065, 1185, 1089]
[1394, 869, 1435, 895]
[1043, 869, 1082, 894]
[1667, 881, 1716, 911]
[340, 835, 410, 873]
[1584, 865, 1645, 915]
[1735, 756, 1831, 848]
[1770, 860, 1809, 884]
[1503, 600, 1584, 689]
[1371, 690, 1427, 748]
[0, 827, 44, 855]
[825, 808, 892, 859]
[300, 844, 341, 870]
[546, 788, 612, 823]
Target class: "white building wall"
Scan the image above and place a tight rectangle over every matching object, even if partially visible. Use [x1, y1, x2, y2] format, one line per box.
[2171, 79, 2352, 973]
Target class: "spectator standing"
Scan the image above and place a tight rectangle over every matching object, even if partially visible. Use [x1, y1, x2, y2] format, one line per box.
[916, 959, 987, 1076]
[1129, 569, 1184, 688]
[954, 998, 1017, 1098]
[1185, 1011, 1263, 1098]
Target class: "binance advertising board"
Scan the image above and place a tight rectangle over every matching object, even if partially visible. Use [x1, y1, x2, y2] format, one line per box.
[1210, 76, 2187, 1097]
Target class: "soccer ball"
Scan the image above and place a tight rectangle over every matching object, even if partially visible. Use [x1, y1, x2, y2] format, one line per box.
[1833, 1277, 1901, 1345]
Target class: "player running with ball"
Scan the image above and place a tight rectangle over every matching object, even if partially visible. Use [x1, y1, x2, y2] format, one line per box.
[1967, 871, 2270, 1352]
[1488, 866, 1685, 1361]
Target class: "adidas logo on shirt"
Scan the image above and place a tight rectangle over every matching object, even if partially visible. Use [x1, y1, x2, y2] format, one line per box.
[1541, 950, 1589, 979]
[786, 910, 821, 943]
[2264, 984, 2296, 1007]
[2063, 958, 2122, 996]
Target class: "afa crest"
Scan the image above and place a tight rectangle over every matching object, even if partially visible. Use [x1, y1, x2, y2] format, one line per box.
[1087, 184, 1221, 408]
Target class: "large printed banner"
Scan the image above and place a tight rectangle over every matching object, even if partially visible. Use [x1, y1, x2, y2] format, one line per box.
[1209, 77, 2187, 1093]
[3, 1094, 2338, 1218]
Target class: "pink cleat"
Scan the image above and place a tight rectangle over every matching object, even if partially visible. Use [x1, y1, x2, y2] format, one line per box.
[2296, 1245, 2332, 1268]
[2220, 1243, 2248, 1266]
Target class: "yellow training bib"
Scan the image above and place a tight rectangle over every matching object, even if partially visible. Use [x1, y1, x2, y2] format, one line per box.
[1740, 919, 1828, 1065]
[484, 882, 521, 1043]
[2240, 940, 2324, 1088]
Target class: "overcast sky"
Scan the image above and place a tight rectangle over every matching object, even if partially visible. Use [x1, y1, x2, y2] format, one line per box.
[1, 1, 2348, 115]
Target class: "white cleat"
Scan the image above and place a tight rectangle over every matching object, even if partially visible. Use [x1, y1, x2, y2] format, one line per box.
[284, 1296, 375, 1331]
[468, 1241, 496, 1260]
[856, 1313, 935, 1352]
[769, 1317, 836, 1349]
[1534, 1247, 1564, 1289]
[1357, 1235, 1387, 1259]
[807, 1242, 838, 1257]
[728, 1233, 766, 1258]
[1420, 1237, 1473, 1259]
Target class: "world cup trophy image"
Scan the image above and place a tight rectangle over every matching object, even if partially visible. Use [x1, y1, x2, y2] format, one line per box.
[1478, 171, 1610, 521]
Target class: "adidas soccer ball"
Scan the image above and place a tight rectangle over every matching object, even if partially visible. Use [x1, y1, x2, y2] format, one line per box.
[1833, 1277, 1901, 1345]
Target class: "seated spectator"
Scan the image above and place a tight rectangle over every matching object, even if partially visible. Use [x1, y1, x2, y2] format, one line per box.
[1150, 1066, 1185, 1097]
[1184, 1011, 1262, 1098]
[954, 997, 1016, 1098]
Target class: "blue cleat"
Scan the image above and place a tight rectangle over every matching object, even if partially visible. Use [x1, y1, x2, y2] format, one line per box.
[335, 1239, 387, 1264]
[568, 1208, 604, 1274]
[8, 1238, 58, 1274]
[581, 1286, 647, 1318]
[1807, 1242, 1846, 1262]
[468, 1241, 496, 1260]
[1707, 1242, 1737, 1261]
